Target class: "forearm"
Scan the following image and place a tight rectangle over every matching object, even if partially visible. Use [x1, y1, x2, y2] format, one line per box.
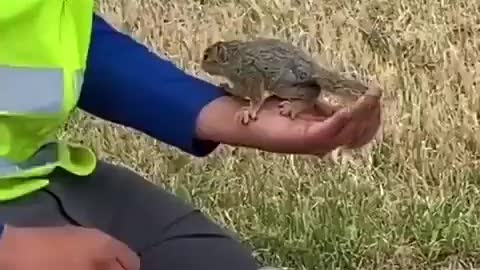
[196, 97, 251, 146]
[195, 96, 280, 152]
[79, 14, 227, 157]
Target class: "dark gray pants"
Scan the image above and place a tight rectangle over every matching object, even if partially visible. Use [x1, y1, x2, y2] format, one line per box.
[0, 161, 258, 270]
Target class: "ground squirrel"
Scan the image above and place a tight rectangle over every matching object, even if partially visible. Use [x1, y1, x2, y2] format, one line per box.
[201, 38, 382, 125]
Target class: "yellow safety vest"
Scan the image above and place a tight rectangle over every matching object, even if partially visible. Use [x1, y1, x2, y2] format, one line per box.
[0, 0, 97, 201]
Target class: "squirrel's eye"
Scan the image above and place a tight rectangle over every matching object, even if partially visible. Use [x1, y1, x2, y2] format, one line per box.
[203, 54, 209, 60]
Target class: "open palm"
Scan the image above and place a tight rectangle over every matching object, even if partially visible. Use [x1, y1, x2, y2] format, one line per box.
[197, 91, 382, 157]
[232, 94, 382, 156]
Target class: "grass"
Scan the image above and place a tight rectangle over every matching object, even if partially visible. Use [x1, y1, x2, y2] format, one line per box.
[66, 0, 480, 269]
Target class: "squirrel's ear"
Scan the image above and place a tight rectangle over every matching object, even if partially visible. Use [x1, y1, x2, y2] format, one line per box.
[216, 42, 229, 63]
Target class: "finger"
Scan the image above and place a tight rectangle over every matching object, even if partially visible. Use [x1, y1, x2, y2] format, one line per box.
[305, 108, 354, 152]
[341, 106, 380, 148]
[106, 240, 140, 270]
[345, 121, 369, 149]
[344, 101, 381, 148]
[333, 121, 361, 147]
[349, 90, 380, 115]
[115, 257, 134, 270]
[338, 91, 382, 148]
[296, 114, 327, 121]
[93, 258, 128, 270]
[312, 108, 353, 139]
[296, 102, 344, 119]
[349, 106, 382, 148]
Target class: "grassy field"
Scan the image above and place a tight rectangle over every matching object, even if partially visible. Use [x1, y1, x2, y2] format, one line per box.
[67, 0, 479, 269]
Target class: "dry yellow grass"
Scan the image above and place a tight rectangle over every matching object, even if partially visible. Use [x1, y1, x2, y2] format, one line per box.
[65, 0, 480, 269]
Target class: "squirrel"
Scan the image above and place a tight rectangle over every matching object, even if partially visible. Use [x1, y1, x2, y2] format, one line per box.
[201, 38, 382, 125]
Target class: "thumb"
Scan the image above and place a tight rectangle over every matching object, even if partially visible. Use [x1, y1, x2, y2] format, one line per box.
[107, 240, 140, 270]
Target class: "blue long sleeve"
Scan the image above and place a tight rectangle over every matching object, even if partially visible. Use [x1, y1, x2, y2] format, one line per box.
[79, 14, 226, 157]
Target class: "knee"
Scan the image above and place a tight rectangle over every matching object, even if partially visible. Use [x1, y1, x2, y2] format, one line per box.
[140, 237, 259, 270]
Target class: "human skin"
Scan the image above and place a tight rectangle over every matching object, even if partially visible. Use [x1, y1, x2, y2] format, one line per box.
[195, 94, 382, 157]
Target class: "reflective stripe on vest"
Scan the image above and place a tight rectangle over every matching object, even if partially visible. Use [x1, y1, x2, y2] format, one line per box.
[0, 66, 63, 113]
[0, 143, 58, 176]
[0, 66, 84, 114]
[0, 67, 85, 178]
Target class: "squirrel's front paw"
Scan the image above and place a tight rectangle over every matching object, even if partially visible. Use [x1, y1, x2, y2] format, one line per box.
[278, 100, 310, 120]
[235, 106, 258, 125]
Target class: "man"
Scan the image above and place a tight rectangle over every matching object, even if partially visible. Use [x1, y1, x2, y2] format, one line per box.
[0, 5, 381, 270]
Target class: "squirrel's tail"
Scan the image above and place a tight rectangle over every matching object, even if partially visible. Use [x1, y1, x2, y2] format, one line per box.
[312, 66, 383, 101]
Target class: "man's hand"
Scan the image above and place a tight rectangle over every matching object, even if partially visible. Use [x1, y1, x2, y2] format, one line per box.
[0, 225, 140, 270]
[196, 92, 382, 157]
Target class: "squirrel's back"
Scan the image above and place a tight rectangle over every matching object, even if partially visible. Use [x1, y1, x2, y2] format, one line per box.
[227, 39, 318, 87]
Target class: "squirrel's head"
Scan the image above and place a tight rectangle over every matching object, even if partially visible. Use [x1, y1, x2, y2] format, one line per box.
[201, 40, 240, 76]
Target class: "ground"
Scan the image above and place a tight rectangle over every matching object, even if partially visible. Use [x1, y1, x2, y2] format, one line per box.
[65, 0, 480, 269]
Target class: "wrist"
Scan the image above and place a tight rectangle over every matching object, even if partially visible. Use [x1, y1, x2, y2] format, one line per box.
[195, 96, 253, 146]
